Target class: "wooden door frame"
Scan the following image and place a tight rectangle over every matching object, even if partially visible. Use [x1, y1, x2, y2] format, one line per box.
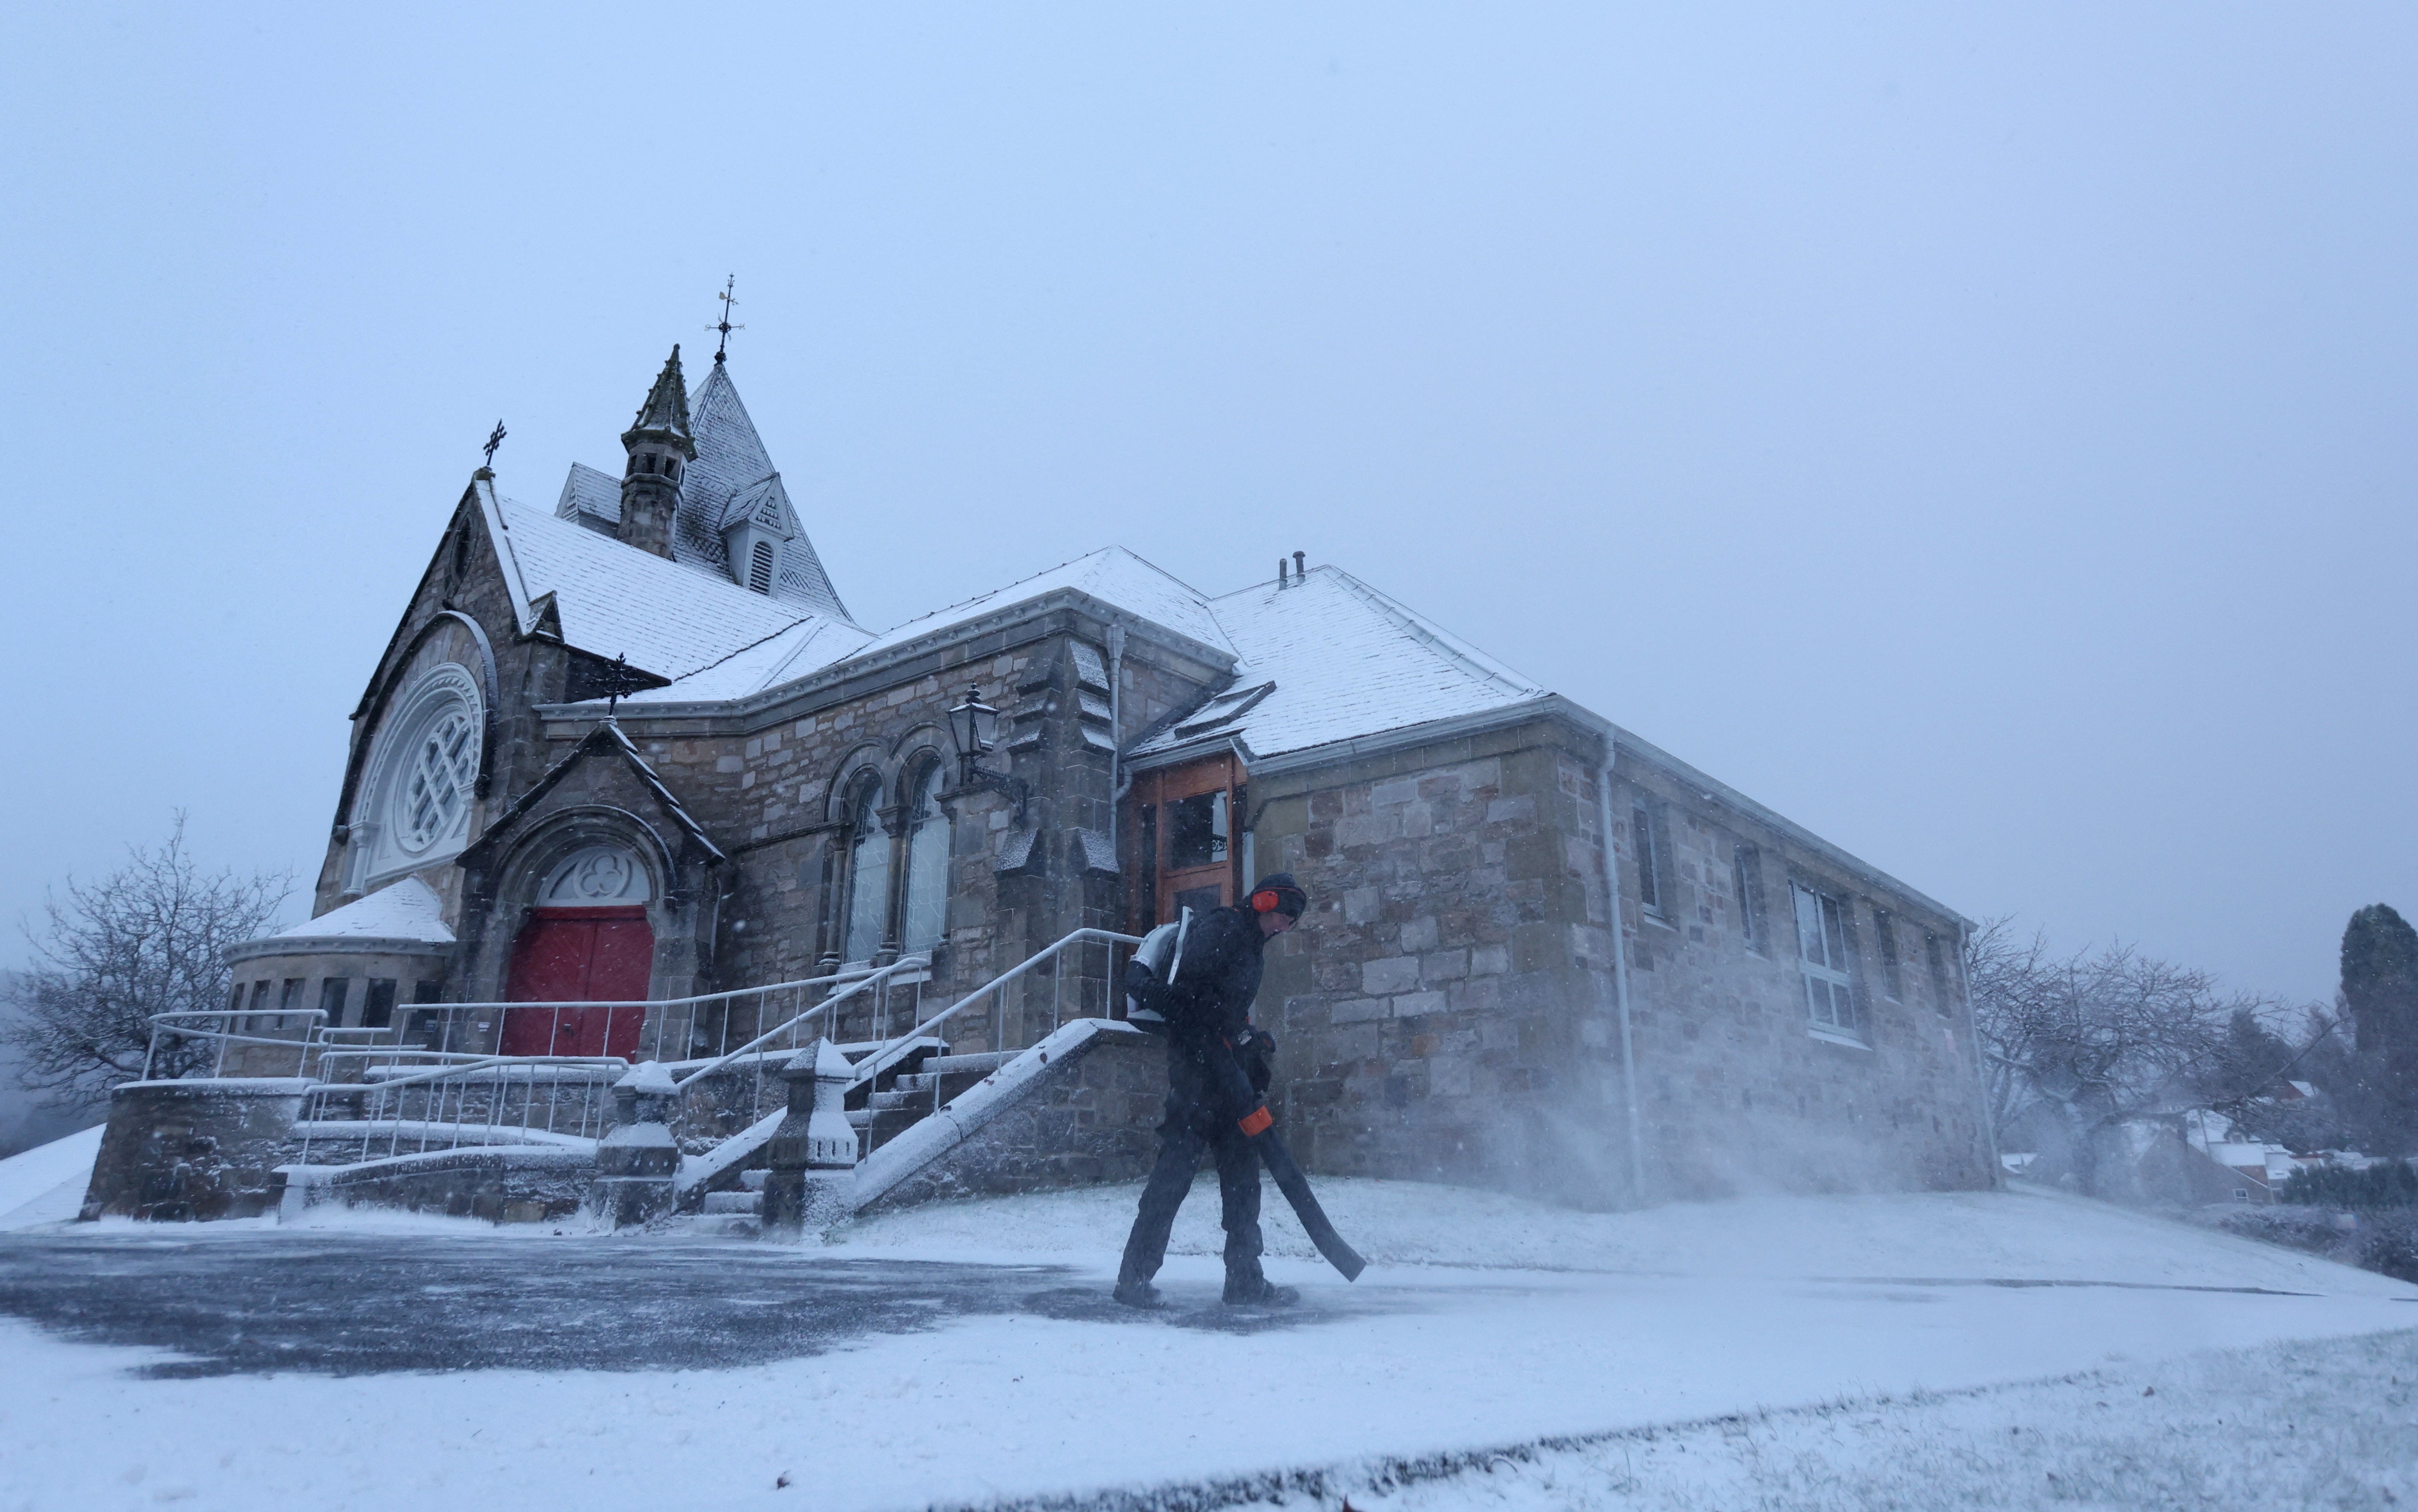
[1121, 753, 1248, 932]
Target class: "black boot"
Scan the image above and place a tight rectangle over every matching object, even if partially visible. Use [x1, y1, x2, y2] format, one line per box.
[1221, 1264, 1299, 1307]
[1112, 1275, 1162, 1308]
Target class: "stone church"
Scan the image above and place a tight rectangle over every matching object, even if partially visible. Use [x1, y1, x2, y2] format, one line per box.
[223, 340, 1996, 1207]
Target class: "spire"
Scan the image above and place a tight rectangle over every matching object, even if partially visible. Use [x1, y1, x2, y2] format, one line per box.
[617, 346, 697, 559]
[622, 345, 696, 455]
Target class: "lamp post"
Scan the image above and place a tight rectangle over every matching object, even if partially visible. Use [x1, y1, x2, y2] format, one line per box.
[946, 684, 1026, 823]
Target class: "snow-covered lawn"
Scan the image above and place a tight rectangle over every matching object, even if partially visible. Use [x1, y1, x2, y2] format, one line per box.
[1249, 1327, 2418, 1512]
[0, 1125, 101, 1230]
[1, 1129, 2412, 1512]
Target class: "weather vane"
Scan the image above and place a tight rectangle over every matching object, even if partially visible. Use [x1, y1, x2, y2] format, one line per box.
[483, 419, 507, 467]
[710, 275, 743, 363]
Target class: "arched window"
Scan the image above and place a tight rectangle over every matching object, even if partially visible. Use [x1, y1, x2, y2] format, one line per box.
[841, 778, 890, 964]
[748, 539, 775, 594]
[399, 706, 478, 853]
[349, 661, 483, 891]
[899, 761, 951, 953]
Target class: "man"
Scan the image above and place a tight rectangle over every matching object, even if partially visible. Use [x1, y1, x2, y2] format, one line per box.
[1114, 872, 1308, 1308]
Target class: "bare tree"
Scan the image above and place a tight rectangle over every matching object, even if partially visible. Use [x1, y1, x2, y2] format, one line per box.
[1966, 918, 2275, 1196]
[0, 816, 289, 1110]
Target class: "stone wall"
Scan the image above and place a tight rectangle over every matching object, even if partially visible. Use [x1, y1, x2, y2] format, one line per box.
[82, 1079, 310, 1220]
[275, 1148, 592, 1224]
[1606, 739, 1996, 1199]
[1248, 716, 1632, 1207]
[1232, 714, 1997, 1208]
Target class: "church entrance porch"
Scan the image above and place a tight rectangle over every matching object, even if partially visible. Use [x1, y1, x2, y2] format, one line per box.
[501, 905, 653, 1058]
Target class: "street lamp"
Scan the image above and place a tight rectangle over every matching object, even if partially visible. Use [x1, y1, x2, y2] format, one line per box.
[946, 684, 1025, 821]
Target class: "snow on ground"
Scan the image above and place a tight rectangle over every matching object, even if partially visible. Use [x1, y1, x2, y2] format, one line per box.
[0, 1126, 101, 1230]
[1, 1158, 2413, 1512]
[836, 1172, 2407, 1296]
[1248, 1326, 2418, 1512]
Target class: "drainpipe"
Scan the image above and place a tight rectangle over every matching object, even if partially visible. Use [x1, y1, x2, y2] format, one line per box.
[1958, 917, 2005, 1188]
[1594, 746, 1647, 1203]
[1105, 625, 1129, 861]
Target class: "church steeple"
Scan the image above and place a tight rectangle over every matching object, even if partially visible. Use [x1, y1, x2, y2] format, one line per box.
[617, 346, 697, 559]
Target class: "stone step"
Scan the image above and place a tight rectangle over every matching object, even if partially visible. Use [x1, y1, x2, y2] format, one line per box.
[699, 1190, 761, 1215]
[923, 1051, 1015, 1076]
[737, 1168, 768, 1192]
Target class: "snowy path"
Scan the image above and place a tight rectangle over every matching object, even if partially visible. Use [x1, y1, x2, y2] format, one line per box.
[4, 1180, 2418, 1509]
[1, 1141, 2412, 1512]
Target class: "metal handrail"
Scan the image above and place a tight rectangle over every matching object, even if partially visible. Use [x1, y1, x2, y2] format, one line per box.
[670, 954, 926, 1092]
[144, 1008, 330, 1080]
[308, 1052, 628, 1097]
[847, 927, 1143, 1092]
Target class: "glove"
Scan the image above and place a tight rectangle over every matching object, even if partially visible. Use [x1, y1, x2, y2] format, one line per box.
[1235, 1026, 1278, 1095]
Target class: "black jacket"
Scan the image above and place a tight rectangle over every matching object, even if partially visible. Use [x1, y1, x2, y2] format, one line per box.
[1158, 905, 1267, 1044]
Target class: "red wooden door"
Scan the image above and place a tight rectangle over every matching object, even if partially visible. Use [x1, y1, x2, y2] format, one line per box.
[501, 905, 653, 1058]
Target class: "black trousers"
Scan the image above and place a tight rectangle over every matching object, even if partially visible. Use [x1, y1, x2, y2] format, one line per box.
[1117, 1034, 1268, 1286]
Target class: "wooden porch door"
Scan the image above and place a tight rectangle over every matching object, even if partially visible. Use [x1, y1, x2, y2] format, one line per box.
[1123, 755, 1246, 932]
[501, 905, 653, 1058]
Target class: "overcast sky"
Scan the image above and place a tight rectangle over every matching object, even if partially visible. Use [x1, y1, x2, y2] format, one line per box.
[1, 5, 2411, 1006]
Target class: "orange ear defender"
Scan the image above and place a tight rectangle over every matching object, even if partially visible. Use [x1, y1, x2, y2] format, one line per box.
[1251, 890, 1282, 913]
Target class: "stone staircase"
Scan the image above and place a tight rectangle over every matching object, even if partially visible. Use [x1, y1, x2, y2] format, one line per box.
[686, 1043, 1023, 1223]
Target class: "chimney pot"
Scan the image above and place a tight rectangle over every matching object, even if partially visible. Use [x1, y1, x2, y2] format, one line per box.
[1293, 551, 1307, 577]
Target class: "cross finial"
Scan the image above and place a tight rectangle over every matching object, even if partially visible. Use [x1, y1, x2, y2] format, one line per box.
[483, 419, 507, 466]
[598, 653, 650, 719]
[710, 276, 743, 364]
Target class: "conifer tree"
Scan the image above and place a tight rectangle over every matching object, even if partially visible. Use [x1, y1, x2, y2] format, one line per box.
[2340, 904, 2418, 1148]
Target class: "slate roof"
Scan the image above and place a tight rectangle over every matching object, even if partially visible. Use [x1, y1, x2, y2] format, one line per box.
[490, 488, 843, 681]
[607, 546, 1230, 711]
[554, 361, 852, 623]
[1127, 564, 1553, 765]
[507, 361, 1543, 768]
[273, 877, 454, 944]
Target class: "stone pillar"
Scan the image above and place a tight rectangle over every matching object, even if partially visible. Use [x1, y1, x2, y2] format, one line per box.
[763, 1038, 858, 1238]
[590, 1062, 680, 1228]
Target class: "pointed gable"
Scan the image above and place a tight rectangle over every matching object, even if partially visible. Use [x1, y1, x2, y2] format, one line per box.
[675, 362, 852, 622]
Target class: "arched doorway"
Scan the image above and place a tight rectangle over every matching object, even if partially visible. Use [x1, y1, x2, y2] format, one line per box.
[502, 845, 654, 1058]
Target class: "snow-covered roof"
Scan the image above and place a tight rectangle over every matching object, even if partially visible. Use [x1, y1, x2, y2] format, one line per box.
[274, 877, 454, 944]
[493, 494, 835, 681]
[1128, 564, 1552, 765]
[598, 547, 1226, 713]
[612, 617, 870, 708]
[851, 547, 1234, 664]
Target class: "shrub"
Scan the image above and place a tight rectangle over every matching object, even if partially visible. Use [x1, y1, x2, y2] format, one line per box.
[2359, 1211, 2418, 1285]
[2209, 1204, 2351, 1258]
[2278, 1161, 2418, 1209]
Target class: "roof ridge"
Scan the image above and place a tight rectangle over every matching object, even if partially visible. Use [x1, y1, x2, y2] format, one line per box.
[872, 544, 1212, 639]
[1234, 565, 1547, 696]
